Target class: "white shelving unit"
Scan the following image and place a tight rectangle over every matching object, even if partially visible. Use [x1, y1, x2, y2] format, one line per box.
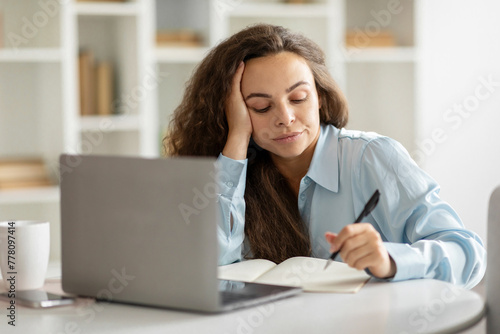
[156, 46, 210, 63]
[0, 187, 60, 205]
[79, 114, 143, 132]
[342, 0, 417, 151]
[0, 0, 66, 216]
[0, 0, 156, 262]
[74, 1, 141, 16]
[0, 1, 156, 157]
[0, 0, 419, 262]
[154, 0, 217, 141]
[0, 48, 63, 62]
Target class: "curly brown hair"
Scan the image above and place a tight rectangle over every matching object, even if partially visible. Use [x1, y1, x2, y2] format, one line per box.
[164, 24, 348, 263]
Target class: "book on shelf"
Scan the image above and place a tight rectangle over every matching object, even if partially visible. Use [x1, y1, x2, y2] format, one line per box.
[345, 30, 396, 48]
[96, 61, 113, 115]
[79, 50, 114, 116]
[0, 179, 52, 190]
[0, 158, 52, 190]
[218, 256, 370, 293]
[79, 50, 96, 116]
[156, 29, 202, 47]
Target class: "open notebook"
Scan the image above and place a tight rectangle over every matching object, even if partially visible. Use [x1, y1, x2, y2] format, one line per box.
[218, 257, 370, 293]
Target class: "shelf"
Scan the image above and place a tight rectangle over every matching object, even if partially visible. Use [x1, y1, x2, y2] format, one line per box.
[79, 115, 141, 132]
[229, 3, 330, 18]
[0, 48, 63, 63]
[75, 1, 140, 16]
[0, 186, 59, 205]
[345, 47, 416, 63]
[156, 46, 210, 63]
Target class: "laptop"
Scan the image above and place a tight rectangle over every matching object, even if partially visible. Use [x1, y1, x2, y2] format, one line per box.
[59, 154, 301, 313]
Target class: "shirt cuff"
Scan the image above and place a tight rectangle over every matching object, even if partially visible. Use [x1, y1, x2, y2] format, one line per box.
[215, 153, 248, 200]
[382, 242, 427, 282]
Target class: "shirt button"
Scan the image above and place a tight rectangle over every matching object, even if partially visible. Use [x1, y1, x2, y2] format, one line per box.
[304, 178, 311, 185]
[226, 181, 234, 187]
[300, 193, 306, 201]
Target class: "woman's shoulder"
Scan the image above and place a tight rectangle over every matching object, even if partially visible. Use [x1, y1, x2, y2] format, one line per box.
[320, 124, 411, 160]
[335, 127, 394, 151]
[332, 126, 425, 186]
[332, 126, 410, 161]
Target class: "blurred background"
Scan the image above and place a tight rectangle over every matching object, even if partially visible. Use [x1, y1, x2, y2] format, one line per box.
[0, 0, 499, 264]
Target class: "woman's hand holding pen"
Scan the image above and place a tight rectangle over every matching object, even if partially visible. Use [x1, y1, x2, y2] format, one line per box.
[325, 224, 397, 279]
[223, 61, 253, 161]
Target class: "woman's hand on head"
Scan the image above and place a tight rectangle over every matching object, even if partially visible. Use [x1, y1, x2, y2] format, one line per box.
[222, 62, 253, 160]
[325, 224, 397, 279]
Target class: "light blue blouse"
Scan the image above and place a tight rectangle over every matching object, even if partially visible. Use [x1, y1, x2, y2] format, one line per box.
[215, 124, 486, 288]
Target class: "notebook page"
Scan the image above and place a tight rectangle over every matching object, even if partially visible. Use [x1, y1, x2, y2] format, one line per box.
[254, 257, 370, 293]
[218, 259, 277, 282]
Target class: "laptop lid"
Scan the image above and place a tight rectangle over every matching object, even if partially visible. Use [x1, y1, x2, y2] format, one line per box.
[60, 154, 220, 312]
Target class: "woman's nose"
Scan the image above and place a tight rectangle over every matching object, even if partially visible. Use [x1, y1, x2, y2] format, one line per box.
[274, 103, 295, 127]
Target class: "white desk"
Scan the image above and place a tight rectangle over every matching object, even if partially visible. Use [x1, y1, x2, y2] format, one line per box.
[0, 264, 485, 334]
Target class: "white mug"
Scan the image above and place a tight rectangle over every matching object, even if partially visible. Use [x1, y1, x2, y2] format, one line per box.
[0, 221, 50, 291]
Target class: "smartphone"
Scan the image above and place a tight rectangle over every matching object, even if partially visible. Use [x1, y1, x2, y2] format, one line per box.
[0, 290, 76, 308]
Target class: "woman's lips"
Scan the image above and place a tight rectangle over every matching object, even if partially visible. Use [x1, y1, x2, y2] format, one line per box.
[273, 131, 303, 143]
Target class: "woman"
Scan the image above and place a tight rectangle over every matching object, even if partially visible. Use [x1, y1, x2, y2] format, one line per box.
[164, 24, 485, 288]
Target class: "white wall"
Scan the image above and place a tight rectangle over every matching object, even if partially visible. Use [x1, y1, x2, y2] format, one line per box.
[417, 0, 500, 244]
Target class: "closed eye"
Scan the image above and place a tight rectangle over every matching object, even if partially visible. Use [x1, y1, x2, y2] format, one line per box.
[252, 106, 271, 113]
[291, 97, 308, 104]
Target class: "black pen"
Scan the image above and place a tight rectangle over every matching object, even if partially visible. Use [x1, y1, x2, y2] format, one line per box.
[323, 189, 381, 270]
